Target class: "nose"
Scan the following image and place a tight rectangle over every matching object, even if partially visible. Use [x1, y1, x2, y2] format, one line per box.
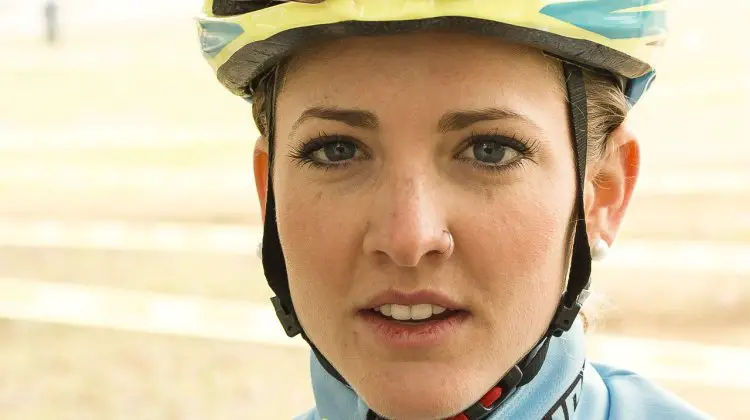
[362, 176, 453, 267]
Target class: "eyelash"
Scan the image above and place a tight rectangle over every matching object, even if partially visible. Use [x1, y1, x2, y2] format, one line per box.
[287, 130, 540, 173]
[455, 129, 540, 174]
[287, 132, 367, 171]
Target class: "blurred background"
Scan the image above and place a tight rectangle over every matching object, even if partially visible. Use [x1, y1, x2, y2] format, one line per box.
[0, 0, 748, 418]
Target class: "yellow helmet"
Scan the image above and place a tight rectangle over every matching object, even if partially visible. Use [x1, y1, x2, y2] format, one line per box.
[197, 0, 669, 104]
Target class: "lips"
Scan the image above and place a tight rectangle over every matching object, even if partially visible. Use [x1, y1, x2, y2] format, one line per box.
[356, 291, 471, 348]
[362, 289, 466, 312]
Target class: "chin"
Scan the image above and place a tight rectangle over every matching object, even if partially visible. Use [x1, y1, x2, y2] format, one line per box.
[353, 364, 482, 420]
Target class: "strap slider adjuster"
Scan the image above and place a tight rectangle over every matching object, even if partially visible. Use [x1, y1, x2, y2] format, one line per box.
[271, 296, 302, 337]
[550, 289, 590, 337]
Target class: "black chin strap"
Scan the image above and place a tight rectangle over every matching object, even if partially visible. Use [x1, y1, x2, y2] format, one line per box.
[261, 62, 592, 419]
[553, 63, 593, 336]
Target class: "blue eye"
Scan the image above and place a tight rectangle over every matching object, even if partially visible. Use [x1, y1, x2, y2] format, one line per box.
[313, 141, 359, 162]
[458, 136, 524, 167]
[289, 134, 368, 169]
[473, 139, 514, 163]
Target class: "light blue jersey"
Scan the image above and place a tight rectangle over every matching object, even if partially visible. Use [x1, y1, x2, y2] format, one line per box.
[295, 320, 711, 420]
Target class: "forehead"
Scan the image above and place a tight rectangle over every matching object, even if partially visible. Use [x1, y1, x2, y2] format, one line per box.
[277, 32, 567, 125]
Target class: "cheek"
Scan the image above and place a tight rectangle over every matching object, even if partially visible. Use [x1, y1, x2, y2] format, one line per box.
[462, 178, 573, 326]
[273, 174, 362, 334]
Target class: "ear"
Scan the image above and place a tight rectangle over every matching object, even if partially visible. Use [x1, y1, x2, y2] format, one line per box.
[253, 137, 270, 222]
[583, 123, 640, 246]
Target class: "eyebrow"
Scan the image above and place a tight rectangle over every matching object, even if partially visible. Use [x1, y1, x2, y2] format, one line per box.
[291, 107, 379, 134]
[290, 106, 537, 136]
[437, 108, 538, 132]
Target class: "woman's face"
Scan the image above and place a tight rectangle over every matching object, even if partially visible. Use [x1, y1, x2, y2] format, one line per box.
[270, 32, 580, 419]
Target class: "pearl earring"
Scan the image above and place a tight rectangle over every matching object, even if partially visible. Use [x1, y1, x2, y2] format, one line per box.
[256, 241, 263, 259]
[591, 238, 609, 261]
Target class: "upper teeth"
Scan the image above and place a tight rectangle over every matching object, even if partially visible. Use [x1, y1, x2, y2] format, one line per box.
[376, 304, 447, 321]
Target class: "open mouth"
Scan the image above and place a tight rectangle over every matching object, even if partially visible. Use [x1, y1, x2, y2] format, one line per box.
[365, 304, 465, 323]
[358, 304, 470, 347]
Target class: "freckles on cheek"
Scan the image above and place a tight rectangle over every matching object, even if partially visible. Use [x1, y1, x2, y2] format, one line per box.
[276, 184, 360, 297]
[467, 187, 570, 296]
[277, 189, 327, 271]
[275, 186, 348, 338]
[277, 186, 323, 239]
